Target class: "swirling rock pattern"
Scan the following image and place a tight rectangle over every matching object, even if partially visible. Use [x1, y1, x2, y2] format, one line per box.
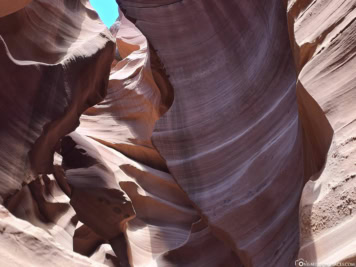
[118, 0, 304, 266]
[288, 0, 356, 265]
[68, 12, 240, 266]
[1, 3, 240, 266]
[0, 0, 115, 265]
[0, 0, 115, 198]
[1, 0, 355, 266]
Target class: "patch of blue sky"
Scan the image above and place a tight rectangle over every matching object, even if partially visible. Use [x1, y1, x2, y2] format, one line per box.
[89, 0, 119, 27]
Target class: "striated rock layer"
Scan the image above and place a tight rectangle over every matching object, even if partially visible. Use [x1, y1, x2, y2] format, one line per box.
[68, 11, 240, 267]
[0, 0, 116, 265]
[1, 3, 242, 266]
[118, 0, 304, 266]
[1, 0, 355, 266]
[288, 0, 356, 265]
[0, 0, 115, 198]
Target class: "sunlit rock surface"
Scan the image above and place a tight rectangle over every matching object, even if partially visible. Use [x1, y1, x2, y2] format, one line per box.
[0, 0, 355, 266]
[68, 11, 240, 266]
[0, 204, 105, 267]
[288, 0, 356, 265]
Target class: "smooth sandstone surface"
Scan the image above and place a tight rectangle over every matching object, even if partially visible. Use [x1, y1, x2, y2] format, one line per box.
[287, 0, 356, 264]
[0, 0, 115, 198]
[0, 204, 106, 267]
[0, 0, 355, 266]
[68, 12, 240, 266]
[118, 1, 304, 266]
[0, 0, 32, 17]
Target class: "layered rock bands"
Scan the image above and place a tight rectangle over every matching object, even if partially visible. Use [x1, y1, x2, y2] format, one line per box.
[0, 0, 355, 266]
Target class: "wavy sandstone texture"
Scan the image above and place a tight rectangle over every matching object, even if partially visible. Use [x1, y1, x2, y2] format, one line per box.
[0, 0, 115, 198]
[68, 11, 240, 267]
[0, 0, 355, 266]
[287, 0, 356, 265]
[0, 0, 115, 265]
[117, 1, 304, 266]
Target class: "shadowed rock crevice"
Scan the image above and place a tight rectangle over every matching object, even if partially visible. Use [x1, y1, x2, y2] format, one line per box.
[296, 82, 333, 181]
[287, 0, 334, 182]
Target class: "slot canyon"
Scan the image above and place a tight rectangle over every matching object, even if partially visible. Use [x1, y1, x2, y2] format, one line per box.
[0, 0, 355, 266]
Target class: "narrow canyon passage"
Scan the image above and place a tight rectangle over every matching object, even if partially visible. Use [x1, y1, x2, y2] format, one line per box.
[0, 1, 356, 267]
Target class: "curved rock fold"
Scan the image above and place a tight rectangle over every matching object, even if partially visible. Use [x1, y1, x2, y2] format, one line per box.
[0, 0, 355, 266]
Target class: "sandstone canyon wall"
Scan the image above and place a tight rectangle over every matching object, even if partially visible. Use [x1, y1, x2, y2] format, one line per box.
[288, 0, 356, 264]
[0, 0, 355, 267]
[117, 1, 304, 266]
